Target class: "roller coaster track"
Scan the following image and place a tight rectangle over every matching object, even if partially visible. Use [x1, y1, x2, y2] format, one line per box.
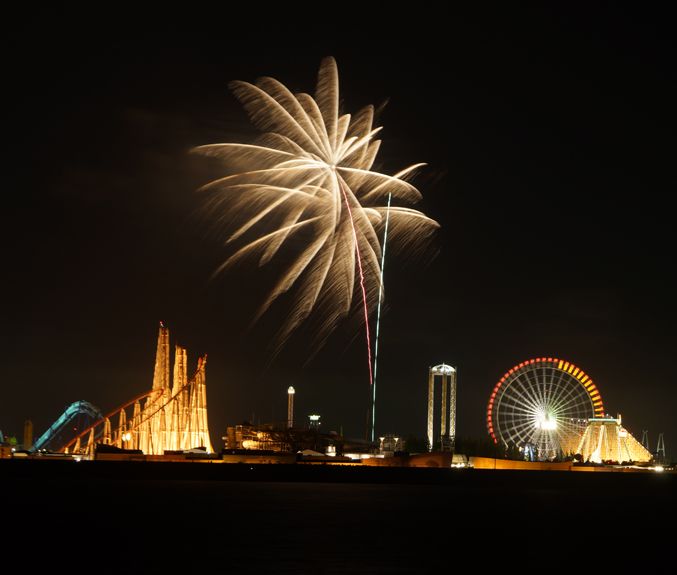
[60, 389, 155, 453]
[32, 400, 103, 452]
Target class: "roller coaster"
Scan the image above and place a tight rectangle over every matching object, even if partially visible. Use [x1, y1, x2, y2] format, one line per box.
[31, 324, 213, 457]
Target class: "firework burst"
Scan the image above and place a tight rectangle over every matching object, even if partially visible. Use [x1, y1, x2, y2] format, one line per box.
[195, 57, 438, 357]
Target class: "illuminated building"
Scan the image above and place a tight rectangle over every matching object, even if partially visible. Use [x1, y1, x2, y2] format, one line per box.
[224, 424, 291, 452]
[569, 416, 652, 463]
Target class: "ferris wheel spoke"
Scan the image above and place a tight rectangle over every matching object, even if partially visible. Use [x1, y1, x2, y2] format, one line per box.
[497, 384, 541, 415]
[553, 396, 590, 419]
[532, 367, 550, 408]
[521, 368, 548, 410]
[552, 392, 593, 418]
[549, 377, 585, 416]
[497, 389, 539, 411]
[550, 385, 585, 416]
[537, 431, 559, 455]
[547, 437, 561, 456]
[543, 365, 554, 407]
[547, 367, 570, 409]
[508, 372, 543, 412]
[518, 367, 543, 409]
[548, 369, 565, 409]
[549, 368, 565, 404]
[533, 430, 559, 457]
[505, 417, 542, 442]
[497, 417, 534, 443]
[495, 400, 539, 419]
[496, 419, 533, 441]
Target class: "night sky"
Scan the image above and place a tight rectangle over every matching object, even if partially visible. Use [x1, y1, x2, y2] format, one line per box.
[3, 6, 675, 455]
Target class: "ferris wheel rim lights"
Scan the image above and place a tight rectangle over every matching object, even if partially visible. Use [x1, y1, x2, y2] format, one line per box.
[486, 357, 605, 445]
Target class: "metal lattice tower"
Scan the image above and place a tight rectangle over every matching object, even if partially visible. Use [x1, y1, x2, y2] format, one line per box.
[656, 433, 666, 462]
[427, 364, 457, 452]
[641, 430, 649, 450]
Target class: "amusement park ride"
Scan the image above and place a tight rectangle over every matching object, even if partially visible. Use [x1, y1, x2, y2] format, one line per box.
[486, 357, 652, 463]
[32, 324, 213, 457]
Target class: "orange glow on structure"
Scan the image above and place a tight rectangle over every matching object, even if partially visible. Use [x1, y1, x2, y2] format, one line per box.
[61, 324, 214, 457]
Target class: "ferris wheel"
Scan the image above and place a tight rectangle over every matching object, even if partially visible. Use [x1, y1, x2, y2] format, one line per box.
[487, 357, 605, 460]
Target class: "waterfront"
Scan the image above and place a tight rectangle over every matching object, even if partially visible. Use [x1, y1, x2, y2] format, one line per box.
[4, 461, 674, 572]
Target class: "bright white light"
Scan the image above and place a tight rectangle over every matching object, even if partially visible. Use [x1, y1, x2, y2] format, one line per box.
[535, 414, 557, 430]
[431, 364, 455, 375]
[654, 466, 664, 473]
[122, 432, 132, 442]
[309, 414, 321, 421]
[288, 386, 295, 395]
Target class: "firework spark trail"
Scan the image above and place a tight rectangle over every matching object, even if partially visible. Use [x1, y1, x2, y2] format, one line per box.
[337, 172, 373, 390]
[371, 191, 392, 441]
[194, 57, 439, 365]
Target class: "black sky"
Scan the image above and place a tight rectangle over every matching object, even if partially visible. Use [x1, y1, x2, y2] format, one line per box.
[3, 6, 675, 455]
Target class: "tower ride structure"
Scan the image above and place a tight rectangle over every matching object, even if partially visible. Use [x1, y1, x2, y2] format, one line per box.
[427, 364, 457, 452]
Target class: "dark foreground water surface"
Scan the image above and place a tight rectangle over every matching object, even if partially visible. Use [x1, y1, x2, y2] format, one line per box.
[3, 461, 675, 573]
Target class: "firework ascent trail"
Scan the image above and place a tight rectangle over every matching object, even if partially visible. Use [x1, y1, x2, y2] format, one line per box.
[371, 192, 392, 441]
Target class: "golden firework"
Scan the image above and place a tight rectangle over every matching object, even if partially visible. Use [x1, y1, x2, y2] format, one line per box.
[195, 57, 438, 351]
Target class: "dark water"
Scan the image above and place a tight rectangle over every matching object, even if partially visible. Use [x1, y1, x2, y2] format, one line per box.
[4, 461, 675, 573]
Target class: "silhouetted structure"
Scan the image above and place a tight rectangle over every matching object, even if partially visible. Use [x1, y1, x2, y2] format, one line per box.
[656, 433, 666, 462]
[23, 420, 33, 451]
